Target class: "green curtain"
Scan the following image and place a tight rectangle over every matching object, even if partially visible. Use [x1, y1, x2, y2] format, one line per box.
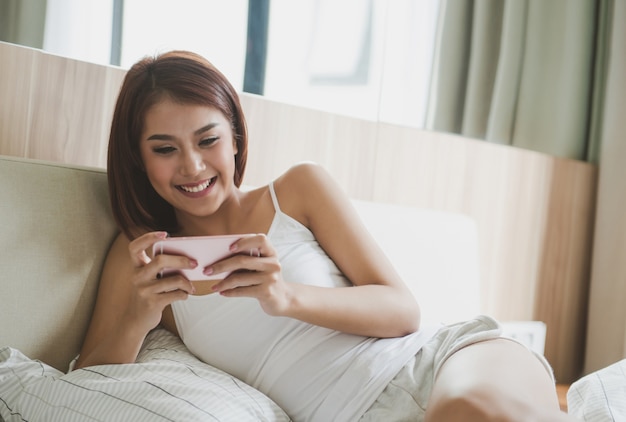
[584, 0, 626, 375]
[0, 0, 47, 49]
[425, 0, 612, 163]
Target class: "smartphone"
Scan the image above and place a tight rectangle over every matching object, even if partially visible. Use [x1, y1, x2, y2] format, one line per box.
[152, 234, 256, 281]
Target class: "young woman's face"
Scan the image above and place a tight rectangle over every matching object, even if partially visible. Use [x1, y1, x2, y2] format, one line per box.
[139, 98, 238, 221]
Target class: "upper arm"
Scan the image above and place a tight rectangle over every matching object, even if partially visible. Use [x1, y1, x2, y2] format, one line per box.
[80, 233, 135, 357]
[275, 163, 408, 291]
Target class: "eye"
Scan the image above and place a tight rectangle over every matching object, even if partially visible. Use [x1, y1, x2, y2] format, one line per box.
[199, 136, 219, 147]
[153, 145, 176, 155]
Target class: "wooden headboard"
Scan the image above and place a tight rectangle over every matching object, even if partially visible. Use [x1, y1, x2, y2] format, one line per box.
[0, 41, 597, 383]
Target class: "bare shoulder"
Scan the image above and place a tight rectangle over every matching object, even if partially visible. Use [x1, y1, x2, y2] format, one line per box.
[275, 162, 339, 203]
[273, 162, 350, 228]
[107, 232, 132, 261]
[277, 161, 330, 186]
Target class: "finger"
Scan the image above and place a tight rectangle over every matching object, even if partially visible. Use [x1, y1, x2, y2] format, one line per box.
[203, 233, 273, 277]
[211, 272, 261, 294]
[142, 273, 196, 295]
[229, 233, 275, 258]
[129, 231, 168, 267]
[211, 259, 281, 293]
[161, 288, 192, 304]
[145, 286, 193, 312]
[217, 283, 259, 298]
[150, 254, 198, 281]
[158, 275, 196, 295]
[205, 255, 279, 282]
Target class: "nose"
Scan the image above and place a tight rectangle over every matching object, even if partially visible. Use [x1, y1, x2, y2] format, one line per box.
[180, 149, 206, 177]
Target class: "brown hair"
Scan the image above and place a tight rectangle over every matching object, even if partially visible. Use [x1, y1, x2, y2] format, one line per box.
[107, 51, 248, 239]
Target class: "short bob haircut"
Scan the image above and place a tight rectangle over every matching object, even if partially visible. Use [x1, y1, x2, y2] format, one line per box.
[107, 51, 248, 239]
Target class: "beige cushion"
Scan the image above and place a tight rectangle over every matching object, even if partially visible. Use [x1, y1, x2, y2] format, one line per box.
[0, 156, 118, 371]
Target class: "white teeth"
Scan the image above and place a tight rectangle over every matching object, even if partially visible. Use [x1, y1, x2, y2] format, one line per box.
[180, 179, 211, 193]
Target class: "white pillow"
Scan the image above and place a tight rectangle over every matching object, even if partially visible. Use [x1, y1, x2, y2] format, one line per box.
[351, 199, 481, 324]
[0, 329, 291, 422]
[567, 358, 626, 420]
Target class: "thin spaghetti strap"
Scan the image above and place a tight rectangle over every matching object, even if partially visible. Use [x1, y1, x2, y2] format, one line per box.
[268, 182, 281, 213]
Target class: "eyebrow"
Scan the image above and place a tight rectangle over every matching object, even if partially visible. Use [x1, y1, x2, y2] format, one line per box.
[146, 122, 220, 141]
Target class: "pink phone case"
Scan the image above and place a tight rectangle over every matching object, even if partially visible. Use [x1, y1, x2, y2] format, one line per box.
[152, 234, 248, 281]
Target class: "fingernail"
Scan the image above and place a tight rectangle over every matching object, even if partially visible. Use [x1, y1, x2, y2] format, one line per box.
[190, 259, 198, 268]
[203, 267, 213, 276]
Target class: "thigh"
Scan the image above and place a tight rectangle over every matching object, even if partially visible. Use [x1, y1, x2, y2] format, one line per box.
[361, 316, 505, 421]
[426, 338, 563, 421]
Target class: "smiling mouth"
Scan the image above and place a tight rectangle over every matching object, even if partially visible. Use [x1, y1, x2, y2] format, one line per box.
[177, 177, 216, 193]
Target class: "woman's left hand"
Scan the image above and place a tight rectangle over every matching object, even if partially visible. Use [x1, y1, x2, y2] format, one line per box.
[207, 234, 293, 316]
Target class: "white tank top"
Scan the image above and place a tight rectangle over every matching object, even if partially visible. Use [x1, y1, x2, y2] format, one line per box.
[171, 183, 438, 422]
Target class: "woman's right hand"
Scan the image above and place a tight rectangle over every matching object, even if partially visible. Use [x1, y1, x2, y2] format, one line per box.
[77, 231, 196, 369]
[124, 231, 197, 334]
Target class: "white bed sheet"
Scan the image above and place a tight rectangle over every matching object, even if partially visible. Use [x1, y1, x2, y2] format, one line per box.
[0, 328, 290, 422]
[567, 358, 626, 421]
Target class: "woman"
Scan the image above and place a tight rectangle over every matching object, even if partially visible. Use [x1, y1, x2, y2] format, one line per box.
[77, 51, 574, 421]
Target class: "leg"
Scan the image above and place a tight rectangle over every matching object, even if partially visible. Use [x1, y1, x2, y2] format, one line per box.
[425, 339, 577, 421]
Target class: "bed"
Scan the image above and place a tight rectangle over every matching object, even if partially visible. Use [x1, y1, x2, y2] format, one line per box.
[0, 155, 482, 420]
[567, 359, 626, 420]
[0, 40, 600, 418]
[0, 40, 598, 384]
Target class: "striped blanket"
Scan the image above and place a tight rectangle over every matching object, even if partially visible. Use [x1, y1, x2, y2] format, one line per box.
[0, 328, 290, 421]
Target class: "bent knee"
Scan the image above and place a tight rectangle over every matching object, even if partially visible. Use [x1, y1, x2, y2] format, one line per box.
[425, 383, 505, 421]
[425, 339, 563, 421]
[425, 382, 570, 422]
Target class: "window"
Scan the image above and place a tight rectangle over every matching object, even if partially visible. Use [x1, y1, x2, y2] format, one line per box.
[264, 0, 439, 126]
[38, 0, 440, 128]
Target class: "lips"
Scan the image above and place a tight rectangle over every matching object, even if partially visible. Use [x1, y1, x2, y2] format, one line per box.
[177, 177, 216, 194]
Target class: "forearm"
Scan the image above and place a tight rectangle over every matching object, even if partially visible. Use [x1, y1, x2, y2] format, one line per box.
[283, 283, 421, 338]
[75, 323, 146, 369]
